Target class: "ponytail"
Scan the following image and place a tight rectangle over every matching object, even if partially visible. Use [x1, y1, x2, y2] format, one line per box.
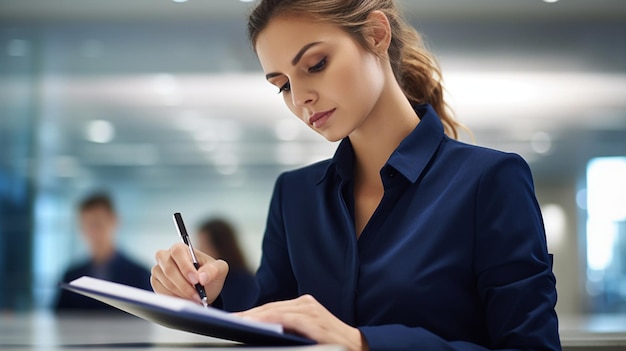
[391, 23, 461, 139]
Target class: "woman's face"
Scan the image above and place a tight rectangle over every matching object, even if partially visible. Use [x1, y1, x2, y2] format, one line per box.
[255, 15, 386, 142]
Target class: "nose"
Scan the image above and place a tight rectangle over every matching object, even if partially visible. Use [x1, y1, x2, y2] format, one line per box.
[290, 81, 316, 107]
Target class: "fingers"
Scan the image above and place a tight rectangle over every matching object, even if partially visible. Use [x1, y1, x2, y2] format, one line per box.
[198, 259, 229, 285]
[238, 294, 318, 321]
[168, 243, 207, 285]
[236, 300, 310, 337]
[150, 243, 229, 305]
[198, 259, 229, 304]
[150, 268, 201, 303]
[236, 295, 364, 350]
[152, 249, 201, 302]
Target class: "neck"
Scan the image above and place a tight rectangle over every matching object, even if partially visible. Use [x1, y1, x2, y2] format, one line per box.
[349, 82, 419, 183]
[92, 246, 115, 265]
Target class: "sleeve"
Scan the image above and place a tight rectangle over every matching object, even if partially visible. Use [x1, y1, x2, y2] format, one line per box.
[358, 153, 561, 351]
[55, 275, 73, 310]
[54, 269, 77, 311]
[254, 173, 299, 305]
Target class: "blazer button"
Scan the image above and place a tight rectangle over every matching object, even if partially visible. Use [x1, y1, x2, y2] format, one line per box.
[388, 170, 396, 178]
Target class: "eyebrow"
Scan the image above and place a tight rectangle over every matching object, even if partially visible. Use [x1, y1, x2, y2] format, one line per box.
[265, 41, 322, 80]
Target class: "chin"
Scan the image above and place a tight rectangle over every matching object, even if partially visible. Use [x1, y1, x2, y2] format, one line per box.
[323, 135, 344, 143]
[317, 128, 349, 143]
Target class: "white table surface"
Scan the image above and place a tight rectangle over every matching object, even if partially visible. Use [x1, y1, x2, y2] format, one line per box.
[2, 311, 626, 350]
[0, 311, 346, 351]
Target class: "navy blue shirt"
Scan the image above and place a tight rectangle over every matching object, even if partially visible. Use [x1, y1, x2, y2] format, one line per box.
[254, 104, 561, 350]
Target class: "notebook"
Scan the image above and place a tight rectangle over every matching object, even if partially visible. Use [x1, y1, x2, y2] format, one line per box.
[61, 276, 315, 346]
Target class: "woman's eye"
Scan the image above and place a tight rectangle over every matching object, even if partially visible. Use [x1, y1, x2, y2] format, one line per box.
[308, 57, 327, 73]
[278, 81, 291, 94]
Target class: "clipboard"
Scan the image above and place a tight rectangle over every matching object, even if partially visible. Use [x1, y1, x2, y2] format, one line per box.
[62, 276, 315, 346]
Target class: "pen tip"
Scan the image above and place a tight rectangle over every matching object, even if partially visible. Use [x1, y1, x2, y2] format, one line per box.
[202, 298, 208, 309]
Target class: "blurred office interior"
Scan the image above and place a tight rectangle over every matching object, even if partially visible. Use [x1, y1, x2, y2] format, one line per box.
[0, 0, 625, 319]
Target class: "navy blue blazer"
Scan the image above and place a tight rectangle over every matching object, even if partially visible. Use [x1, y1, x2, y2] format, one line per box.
[55, 251, 152, 311]
[220, 268, 258, 312]
[254, 104, 561, 350]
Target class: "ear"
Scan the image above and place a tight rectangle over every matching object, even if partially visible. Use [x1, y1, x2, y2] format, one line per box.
[365, 10, 392, 55]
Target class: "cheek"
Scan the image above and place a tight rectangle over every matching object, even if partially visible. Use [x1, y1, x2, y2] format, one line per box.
[330, 53, 383, 108]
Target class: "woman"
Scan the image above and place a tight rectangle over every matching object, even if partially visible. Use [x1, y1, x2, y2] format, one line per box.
[151, 1, 561, 350]
[195, 218, 258, 312]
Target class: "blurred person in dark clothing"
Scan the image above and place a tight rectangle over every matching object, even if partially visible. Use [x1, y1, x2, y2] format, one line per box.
[55, 192, 152, 311]
[196, 218, 258, 312]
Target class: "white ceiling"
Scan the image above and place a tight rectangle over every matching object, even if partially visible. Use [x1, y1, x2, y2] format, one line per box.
[1, 0, 624, 186]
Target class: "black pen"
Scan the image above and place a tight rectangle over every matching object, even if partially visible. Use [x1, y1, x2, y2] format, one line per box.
[173, 212, 209, 308]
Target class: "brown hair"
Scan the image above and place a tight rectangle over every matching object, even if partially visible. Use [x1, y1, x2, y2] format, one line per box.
[248, 0, 463, 139]
[79, 192, 115, 214]
[198, 218, 249, 271]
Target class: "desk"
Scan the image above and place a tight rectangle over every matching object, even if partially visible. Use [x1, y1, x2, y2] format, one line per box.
[560, 314, 626, 351]
[0, 312, 345, 351]
[2, 312, 626, 350]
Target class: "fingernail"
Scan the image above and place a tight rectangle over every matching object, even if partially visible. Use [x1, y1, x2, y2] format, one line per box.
[199, 272, 208, 285]
[187, 273, 199, 284]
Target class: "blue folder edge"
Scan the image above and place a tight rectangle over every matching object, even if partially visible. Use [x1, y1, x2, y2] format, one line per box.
[61, 283, 315, 346]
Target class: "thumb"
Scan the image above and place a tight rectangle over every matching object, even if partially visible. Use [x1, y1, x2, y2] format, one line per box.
[198, 259, 229, 285]
[198, 259, 229, 303]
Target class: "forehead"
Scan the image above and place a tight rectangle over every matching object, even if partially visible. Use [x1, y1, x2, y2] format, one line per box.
[81, 206, 112, 217]
[255, 15, 347, 73]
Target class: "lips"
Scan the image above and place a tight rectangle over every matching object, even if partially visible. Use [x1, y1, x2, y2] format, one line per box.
[308, 108, 336, 128]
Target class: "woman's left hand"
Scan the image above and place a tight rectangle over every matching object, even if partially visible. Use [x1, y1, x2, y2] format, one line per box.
[235, 294, 368, 351]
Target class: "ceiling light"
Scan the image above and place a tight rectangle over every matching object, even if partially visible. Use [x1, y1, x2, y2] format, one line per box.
[85, 120, 115, 143]
[530, 131, 552, 154]
[152, 73, 178, 95]
[542, 0, 559, 3]
[173, 0, 188, 3]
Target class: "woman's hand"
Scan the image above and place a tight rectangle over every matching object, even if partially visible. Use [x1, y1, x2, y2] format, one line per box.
[236, 295, 368, 351]
[150, 242, 229, 305]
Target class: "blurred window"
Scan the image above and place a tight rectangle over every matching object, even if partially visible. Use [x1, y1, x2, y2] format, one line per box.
[585, 157, 626, 313]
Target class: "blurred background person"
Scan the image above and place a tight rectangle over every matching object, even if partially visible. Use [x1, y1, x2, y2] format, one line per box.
[55, 192, 152, 311]
[196, 217, 258, 312]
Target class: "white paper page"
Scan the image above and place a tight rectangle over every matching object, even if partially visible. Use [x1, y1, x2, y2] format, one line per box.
[69, 276, 283, 334]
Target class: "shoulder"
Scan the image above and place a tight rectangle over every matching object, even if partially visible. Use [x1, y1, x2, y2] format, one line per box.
[111, 252, 152, 289]
[439, 137, 532, 177]
[60, 261, 90, 282]
[114, 252, 150, 273]
[439, 139, 538, 206]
